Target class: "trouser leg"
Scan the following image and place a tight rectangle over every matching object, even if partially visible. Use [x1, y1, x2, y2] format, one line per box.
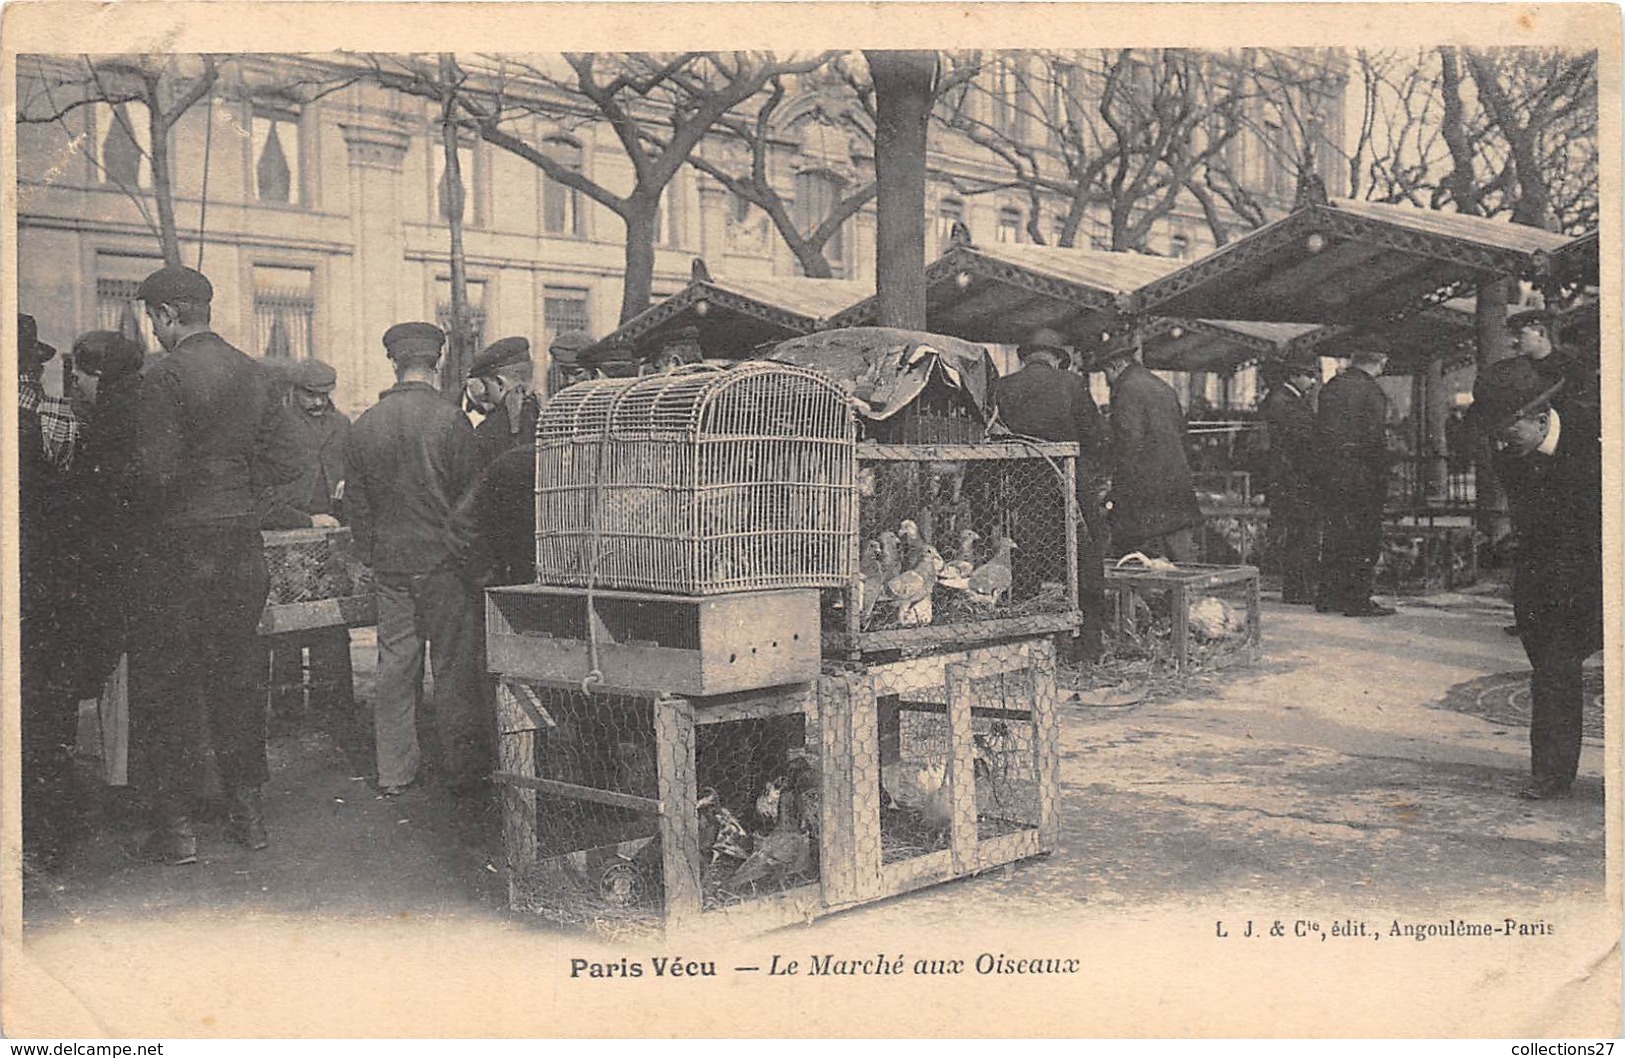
[201, 531, 272, 793]
[128, 539, 206, 811]
[419, 567, 488, 791]
[1523, 630, 1585, 786]
[1345, 496, 1384, 607]
[373, 575, 424, 788]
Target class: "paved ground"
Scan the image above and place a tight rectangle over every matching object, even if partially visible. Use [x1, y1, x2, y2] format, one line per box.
[10, 584, 1613, 1036]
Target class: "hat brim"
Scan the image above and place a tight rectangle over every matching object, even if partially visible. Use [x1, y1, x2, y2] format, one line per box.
[32, 341, 57, 363]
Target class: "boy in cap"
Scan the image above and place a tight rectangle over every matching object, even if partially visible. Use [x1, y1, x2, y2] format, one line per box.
[345, 323, 489, 815]
[991, 327, 1108, 663]
[128, 265, 302, 863]
[256, 359, 365, 760]
[1473, 357, 1602, 800]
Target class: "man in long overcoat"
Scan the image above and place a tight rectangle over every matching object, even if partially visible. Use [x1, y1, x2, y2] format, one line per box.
[1474, 357, 1602, 800]
[1314, 349, 1394, 617]
[129, 266, 301, 864]
[1096, 347, 1204, 562]
[1258, 358, 1321, 604]
[467, 336, 543, 587]
[991, 327, 1108, 663]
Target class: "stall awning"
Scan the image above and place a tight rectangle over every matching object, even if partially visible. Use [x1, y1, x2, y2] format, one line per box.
[1555, 230, 1599, 285]
[827, 240, 1182, 345]
[1085, 317, 1323, 374]
[583, 261, 872, 361]
[1132, 198, 1581, 325]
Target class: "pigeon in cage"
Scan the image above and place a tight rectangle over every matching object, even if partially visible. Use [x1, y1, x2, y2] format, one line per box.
[858, 539, 885, 625]
[729, 790, 811, 887]
[897, 519, 926, 572]
[697, 787, 752, 867]
[961, 532, 1016, 607]
[754, 776, 785, 828]
[885, 545, 944, 627]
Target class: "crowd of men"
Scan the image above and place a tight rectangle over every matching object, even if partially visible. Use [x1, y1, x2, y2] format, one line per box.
[16, 279, 1602, 873]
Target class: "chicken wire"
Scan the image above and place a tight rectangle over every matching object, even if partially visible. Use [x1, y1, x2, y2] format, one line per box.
[263, 527, 363, 604]
[1377, 525, 1479, 595]
[827, 442, 1081, 655]
[1102, 563, 1261, 673]
[534, 362, 857, 596]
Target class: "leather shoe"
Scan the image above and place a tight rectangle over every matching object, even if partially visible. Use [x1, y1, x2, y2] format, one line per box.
[137, 821, 199, 866]
[1517, 778, 1573, 802]
[1343, 601, 1397, 617]
[228, 788, 269, 851]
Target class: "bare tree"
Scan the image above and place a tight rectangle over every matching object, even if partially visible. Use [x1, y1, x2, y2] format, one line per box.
[18, 54, 223, 267]
[937, 50, 1310, 251]
[368, 52, 834, 322]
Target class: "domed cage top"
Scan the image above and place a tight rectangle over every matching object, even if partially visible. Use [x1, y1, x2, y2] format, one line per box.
[535, 362, 858, 596]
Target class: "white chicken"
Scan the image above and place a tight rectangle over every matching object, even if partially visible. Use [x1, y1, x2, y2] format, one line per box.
[881, 758, 952, 829]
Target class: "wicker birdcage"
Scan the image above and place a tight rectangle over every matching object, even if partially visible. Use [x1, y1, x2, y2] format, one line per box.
[535, 362, 857, 596]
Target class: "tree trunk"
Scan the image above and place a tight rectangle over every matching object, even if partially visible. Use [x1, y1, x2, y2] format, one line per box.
[619, 198, 659, 324]
[439, 55, 473, 398]
[792, 243, 835, 279]
[866, 51, 936, 331]
[1473, 276, 1513, 544]
[146, 90, 183, 268]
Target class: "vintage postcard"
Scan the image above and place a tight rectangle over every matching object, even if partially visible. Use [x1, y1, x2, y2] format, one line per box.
[1, 1, 1619, 1039]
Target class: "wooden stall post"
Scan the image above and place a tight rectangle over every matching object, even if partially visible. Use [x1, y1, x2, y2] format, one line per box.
[1030, 639, 1062, 852]
[494, 678, 540, 897]
[850, 675, 884, 901]
[817, 675, 858, 907]
[944, 661, 978, 876]
[654, 695, 703, 929]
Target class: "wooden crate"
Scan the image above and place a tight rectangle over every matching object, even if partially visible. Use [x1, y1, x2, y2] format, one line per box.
[486, 583, 821, 697]
[492, 638, 1058, 937]
[1102, 562, 1261, 673]
[259, 527, 376, 635]
[1378, 524, 1479, 594]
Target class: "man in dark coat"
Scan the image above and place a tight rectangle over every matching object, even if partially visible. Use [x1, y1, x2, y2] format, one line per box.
[1097, 347, 1204, 562]
[346, 323, 488, 815]
[256, 359, 365, 760]
[1258, 358, 1321, 604]
[129, 267, 302, 864]
[1508, 309, 1597, 410]
[466, 337, 542, 587]
[1314, 349, 1395, 617]
[991, 327, 1109, 663]
[1474, 358, 1602, 800]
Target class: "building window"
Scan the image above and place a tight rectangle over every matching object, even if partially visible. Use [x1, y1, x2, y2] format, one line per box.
[997, 206, 1022, 244]
[991, 58, 1029, 142]
[542, 136, 584, 236]
[253, 265, 316, 361]
[654, 183, 685, 248]
[544, 289, 590, 349]
[435, 278, 487, 355]
[93, 102, 149, 187]
[252, 106, 302, 205]
[935, 196, 965, 252]
[434, 137, 479, 226]
[794, 169, 846, 264]
[95, 274, 162, 356]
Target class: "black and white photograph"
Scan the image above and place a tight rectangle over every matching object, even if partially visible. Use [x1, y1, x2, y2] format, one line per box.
[2, 2, 1618, 1040]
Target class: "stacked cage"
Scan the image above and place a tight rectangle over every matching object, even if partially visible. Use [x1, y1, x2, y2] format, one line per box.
[827, 440, 1082, 657]
[534, 362, 856, 595]
[1101, 562, 1261, 672]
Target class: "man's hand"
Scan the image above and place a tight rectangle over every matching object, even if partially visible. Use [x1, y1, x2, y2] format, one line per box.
[311, 513, 341, 529]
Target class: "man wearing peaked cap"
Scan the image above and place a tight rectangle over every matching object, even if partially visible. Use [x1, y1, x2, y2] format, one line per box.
[463, 335, 543, 588]
[1097, 343, 1204, 564]
[546, 331, 593, 396]
[990, 326, 1108, 663]
[1314, 348, 1395, 617]
[127, 264, 303, 864]
[1474, 356, 1602, 801]
[256, 358, 364, 764]
[1507, 307, 1597, 410]
[346, 320, 487, 815]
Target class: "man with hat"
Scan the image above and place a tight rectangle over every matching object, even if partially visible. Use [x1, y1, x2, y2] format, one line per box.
[991, 327, 1108, 663]
[1314, 348, 1396, 617]
[579, 337, 641, 379]
[256, 358, 365, 760]
[18, 313, 80, 473]
[1473, 356, 1602, 800]
[128, 265, 302, 864]
[465, 336, 543, 586]
[545, 330, 593, 397]
[645, 324, 702, 375]
[1507, 308, 1597, 410]
[345, 323, 489, 816]
[1258, 358, 1322, 604]
[1095, 345, 1204, 563]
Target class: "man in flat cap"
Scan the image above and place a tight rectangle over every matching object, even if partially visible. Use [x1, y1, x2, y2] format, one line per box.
[256, 359, 365, 761]
[18, 313, 80, 474]
[991, 327, 1108, 663]
[1474, 357, 1602, 801]
[1314, 348, 1396, 617]
[544, 330, 593, 397]
[128, 266, 301, 864]
[464, 336, 543, 587]
[1095, 345, 1204, 564]
[346, 323, 489, 822]
[579, 337, 641, 379]
[1258, 358, 1322, 605]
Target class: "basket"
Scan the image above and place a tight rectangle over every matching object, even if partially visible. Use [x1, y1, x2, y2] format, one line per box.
[535, 363, 857, 596]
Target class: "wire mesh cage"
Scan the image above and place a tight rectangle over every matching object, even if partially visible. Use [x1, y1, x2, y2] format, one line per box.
[535, 362, 857, 596]
[259, 526, 376, 634]
[1377, 525, 1479, 595]
[826, 440, 1081, 657]
[1101, 562, 1261, 672]
[494, 638, 1058, 936]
